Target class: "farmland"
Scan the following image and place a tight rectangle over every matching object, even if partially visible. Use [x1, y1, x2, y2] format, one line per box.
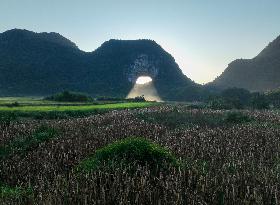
[0, 98, 154, 120]
[1, 102, 280, 204]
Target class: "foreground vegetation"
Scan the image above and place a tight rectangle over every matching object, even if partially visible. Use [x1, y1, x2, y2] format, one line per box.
[77, 137, 179, 173]
[0, 103, 280, 204]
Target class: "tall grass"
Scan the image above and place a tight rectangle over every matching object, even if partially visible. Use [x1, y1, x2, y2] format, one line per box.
[0, 105, 279, 204]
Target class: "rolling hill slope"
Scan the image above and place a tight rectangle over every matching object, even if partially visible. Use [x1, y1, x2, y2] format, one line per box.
[210, 35, 280, 92]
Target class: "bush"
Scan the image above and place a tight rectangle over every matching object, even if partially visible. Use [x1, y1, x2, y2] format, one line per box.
[45, 91, 92, 102]
[220, 88, 251, 109]
[77, 137, 179, 173]
[250, 93, 269, 109]
[224, 112, 251, 123]
[264, 90, 280, 108]
[97, 95, 146, 102]
[6, 102, 20, 107]
[207, 97, 233, 110]
[126, 95, 146, 102]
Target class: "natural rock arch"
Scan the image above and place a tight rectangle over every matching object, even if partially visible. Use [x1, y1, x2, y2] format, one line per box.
[126, 54, 159, 84]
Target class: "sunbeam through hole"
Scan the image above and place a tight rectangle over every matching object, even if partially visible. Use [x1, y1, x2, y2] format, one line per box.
[126, 76, 162, 102]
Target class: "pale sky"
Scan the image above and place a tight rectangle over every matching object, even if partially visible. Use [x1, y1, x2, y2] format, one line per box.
[1, 0, 280, 84]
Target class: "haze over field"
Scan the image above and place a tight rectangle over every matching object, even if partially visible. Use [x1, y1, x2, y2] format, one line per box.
[1, 0, 280, 84]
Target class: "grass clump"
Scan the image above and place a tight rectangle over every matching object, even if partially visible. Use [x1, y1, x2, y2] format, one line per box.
[77, 137, 179, 173]
[0, 125, 59, 159]
[0, 183, 32, 199]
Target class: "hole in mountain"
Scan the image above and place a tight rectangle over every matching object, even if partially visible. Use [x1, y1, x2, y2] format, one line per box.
[135, 76, 153, 85]
[127, 76, 162, 102]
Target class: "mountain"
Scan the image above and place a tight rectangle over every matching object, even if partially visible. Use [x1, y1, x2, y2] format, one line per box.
[210, 35, 280, 92]
[0, 29, 200, 100]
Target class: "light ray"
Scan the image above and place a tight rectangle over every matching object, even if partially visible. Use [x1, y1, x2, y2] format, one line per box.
[127, 76, 162, 102]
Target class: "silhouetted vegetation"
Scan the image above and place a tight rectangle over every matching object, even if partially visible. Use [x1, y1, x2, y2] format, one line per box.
[224, 112, 251, 123]
[128, 95, 146, 102]
[250, 92, 269, 109]
[221, 88, 251, 109]
[45, 91, 92, 102]
[97, 95, 146, 102]
[265, 89, 280, 108]
[6, 102, 20, 107]
[207, 87, 270, 110]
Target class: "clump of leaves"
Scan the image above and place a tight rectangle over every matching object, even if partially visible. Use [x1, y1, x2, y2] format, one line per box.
[77, 137, 180, 173]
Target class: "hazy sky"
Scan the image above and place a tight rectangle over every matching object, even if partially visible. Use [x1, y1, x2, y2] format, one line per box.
[1, 0, 280, 84]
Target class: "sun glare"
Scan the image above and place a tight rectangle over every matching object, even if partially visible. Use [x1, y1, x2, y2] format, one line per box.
[127, 76, 162, 102]
[135, 76, 153, 85]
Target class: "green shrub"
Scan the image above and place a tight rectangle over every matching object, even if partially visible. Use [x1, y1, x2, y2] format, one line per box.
[45, 91, 92, 102]
[221, 88, 251, 109]
[265, 89, 280, 108]
[77, 137, 179, 173]
[207, 97, 233, 109]
[6, 102, 20, 107]
[224, 112, 251, 123]
[250, 92, 269, 109]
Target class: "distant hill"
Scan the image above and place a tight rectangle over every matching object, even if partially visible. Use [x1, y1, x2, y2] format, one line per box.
[0, 29, 201, 100]
[210, 35, 280, 92]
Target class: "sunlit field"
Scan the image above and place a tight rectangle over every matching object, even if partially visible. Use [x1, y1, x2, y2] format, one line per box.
[1, 103, 280, 204]
[0, 102, 154, 112]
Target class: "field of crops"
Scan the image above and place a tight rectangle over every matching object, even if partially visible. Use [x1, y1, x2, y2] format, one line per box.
[0, 100, 154, 121]
[0, 102, 153, 112]
[1, 104, 280, 204]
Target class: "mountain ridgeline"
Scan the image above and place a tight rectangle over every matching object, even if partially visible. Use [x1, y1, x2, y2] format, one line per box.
[1, 29, 280, 101]
[210, 35, 280, 92]
[0, 29, 202, 101]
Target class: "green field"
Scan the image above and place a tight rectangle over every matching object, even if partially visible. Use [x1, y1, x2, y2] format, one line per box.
[0, 97, 106, 106]
[0, 99, 156, 120]
[0, 102, 154, 112]
[0, 97, 54, 105]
